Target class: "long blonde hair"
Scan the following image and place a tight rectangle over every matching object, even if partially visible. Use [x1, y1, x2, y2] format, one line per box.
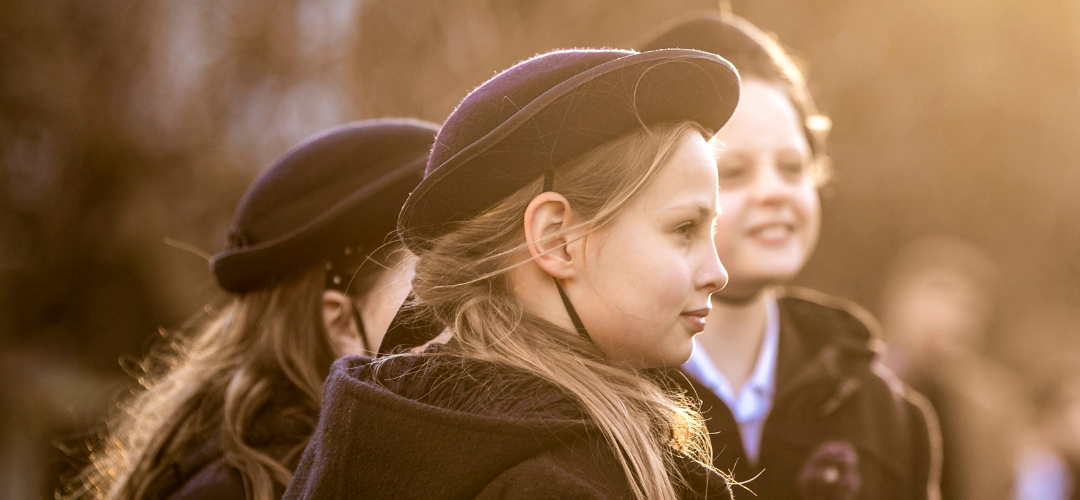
[66, 266, 336, 500]
[403, 121, 717, 500]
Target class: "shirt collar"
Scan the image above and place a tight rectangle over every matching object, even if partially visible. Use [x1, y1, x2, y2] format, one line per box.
[746, 296, 780, 400]
[682, 294, 780, 424]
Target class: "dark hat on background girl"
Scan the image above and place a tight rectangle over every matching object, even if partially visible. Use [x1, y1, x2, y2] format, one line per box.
[211, 119, 439, 294]
[397, 48, 742, 252]
[639, 12, 831, 159]
[640, 12, 782, 75]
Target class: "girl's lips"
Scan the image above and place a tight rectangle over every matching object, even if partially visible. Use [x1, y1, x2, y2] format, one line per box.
[748, 222, 795, 245]
[680, 307, 710, 332]
[681, 314, 707, 332]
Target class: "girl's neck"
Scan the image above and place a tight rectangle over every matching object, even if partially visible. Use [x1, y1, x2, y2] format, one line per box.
[696, 288, 772, 394]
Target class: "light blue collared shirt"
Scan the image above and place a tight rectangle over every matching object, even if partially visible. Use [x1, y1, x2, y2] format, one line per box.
[682, 297, 780, 465]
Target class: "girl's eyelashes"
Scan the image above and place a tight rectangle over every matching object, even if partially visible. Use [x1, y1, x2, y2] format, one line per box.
[674, 218, 712, 241]
[779, 159, 807, 178]
[674, 221, 695, 237]
[717, 164, 747, 180]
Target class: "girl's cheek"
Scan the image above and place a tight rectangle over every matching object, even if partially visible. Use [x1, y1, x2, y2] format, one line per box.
[653, 256, 691, 309]
[618, 242, 674, 311]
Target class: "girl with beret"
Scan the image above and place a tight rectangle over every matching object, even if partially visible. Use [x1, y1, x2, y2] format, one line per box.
[65, 119, 439, 500]
[640, 13, 941, 500]
[284, 47, 741, 500]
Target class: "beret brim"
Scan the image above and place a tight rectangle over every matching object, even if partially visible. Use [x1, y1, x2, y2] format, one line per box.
[211, 153, 427, 293]
[398, 49, 740, 253]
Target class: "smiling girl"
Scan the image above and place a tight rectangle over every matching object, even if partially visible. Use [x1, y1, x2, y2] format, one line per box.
[642, 13, 941, 500]
[283, 48, 741, 500]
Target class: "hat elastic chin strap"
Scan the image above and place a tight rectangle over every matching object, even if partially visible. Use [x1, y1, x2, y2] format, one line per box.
[554, 277, 590, 340]
[544, 170, 592, 342]
[349, 302, 372, 355]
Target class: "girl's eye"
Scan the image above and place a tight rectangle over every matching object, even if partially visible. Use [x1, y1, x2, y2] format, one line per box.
[674, 222, 695, 237]
[780, 160, 805, 177]
[717, 165, 746, 180]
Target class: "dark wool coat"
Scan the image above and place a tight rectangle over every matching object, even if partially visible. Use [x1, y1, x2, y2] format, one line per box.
[283, 351, 733, 500]
[144, 436, 296, 500]
[667, 288, 942, 500]
[150, 437, 248, 500]
[144, 398, 311, 500]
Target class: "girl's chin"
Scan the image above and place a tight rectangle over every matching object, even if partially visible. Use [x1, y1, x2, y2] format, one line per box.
[728, 258, 807, 286]
[713, 271, 796, 302]
[663, 350, 695, 368]
[620, 343, 694, 369]
[660, 336, 696, 368]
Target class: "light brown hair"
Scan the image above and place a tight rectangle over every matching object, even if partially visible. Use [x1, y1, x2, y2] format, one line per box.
[643, 12, 833, 184]
[395, 121, 720, 500]
[65, 243, 407, 500]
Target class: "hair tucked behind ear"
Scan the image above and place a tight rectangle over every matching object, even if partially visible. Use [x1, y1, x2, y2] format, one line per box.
[401, 121, 719, 500]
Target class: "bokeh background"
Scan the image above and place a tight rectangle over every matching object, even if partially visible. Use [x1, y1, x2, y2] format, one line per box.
[2, 0, 1078, 498]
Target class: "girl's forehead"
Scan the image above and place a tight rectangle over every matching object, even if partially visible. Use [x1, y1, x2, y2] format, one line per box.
[715, 80, 808, 152]
[625, 135, 719, 214]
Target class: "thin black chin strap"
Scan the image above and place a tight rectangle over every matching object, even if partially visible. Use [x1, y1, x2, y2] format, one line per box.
[554, 277, 590, 340]
[544, 169, 590, 342]
[349, 302, 372, 355]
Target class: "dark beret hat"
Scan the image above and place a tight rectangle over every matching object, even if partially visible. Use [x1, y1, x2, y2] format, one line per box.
[639, 13, 829, 159]
[640, 12, 801, 92]
[640, 12, 767, 59]
[397, 48, 740, 253]
[211, 119, 439, 293]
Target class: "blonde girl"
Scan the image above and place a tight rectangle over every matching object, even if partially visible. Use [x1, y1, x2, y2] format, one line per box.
[284, 48, 741, 500]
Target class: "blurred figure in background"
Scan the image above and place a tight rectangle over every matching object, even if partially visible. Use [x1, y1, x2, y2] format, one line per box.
[642, 12, 940, 500]
[62, 119, 437, 500]
[1014, 372, 1080, 500]
[881, 236, 1024, 500]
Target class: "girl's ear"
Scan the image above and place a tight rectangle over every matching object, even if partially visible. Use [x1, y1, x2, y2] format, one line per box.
[322, 289, 366, 357]
[523, 192, 576, 280]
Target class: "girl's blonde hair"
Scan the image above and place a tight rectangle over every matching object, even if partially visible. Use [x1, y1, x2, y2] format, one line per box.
[66, 243, 407, 500]
[402, 121, 717, 500]
[65, 267, 333, 500]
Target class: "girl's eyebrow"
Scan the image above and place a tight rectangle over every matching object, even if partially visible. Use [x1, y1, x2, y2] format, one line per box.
[665, 201, 718, 220]
[715, 148, 751, 159]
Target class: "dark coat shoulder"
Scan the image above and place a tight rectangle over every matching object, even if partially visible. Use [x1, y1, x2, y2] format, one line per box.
[165, 457, 246, 500]
[145, 437, 247, 500]
[670, 288, 941, 500]
[474, 436, 634, 499]
[285, 351, 731, 500]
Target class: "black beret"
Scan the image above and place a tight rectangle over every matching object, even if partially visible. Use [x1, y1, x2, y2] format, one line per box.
[640, 13, 829, 159]
[640, 13, 789, 85]
[641, 13, 761, 57]
[397, 48, 740, 253]
[211, 119, 439, 293]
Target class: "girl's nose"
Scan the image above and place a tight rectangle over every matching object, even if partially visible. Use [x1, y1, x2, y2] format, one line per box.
[699, 243, 728, 294]
[750, 161, 794, 205]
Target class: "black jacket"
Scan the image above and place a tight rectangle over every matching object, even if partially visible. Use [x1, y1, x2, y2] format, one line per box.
[284, 350, 732, 499]
[668, 288, 941, 500]
[151, 438, 248, 500]
[145, 436, 297, 500]
[144, 396, 311, 500]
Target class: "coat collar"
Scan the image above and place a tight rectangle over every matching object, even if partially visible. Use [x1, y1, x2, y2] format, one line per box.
[767, 287, 913, 485]
[344, 350, 732, 499]
[772, 286, 882, 412]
